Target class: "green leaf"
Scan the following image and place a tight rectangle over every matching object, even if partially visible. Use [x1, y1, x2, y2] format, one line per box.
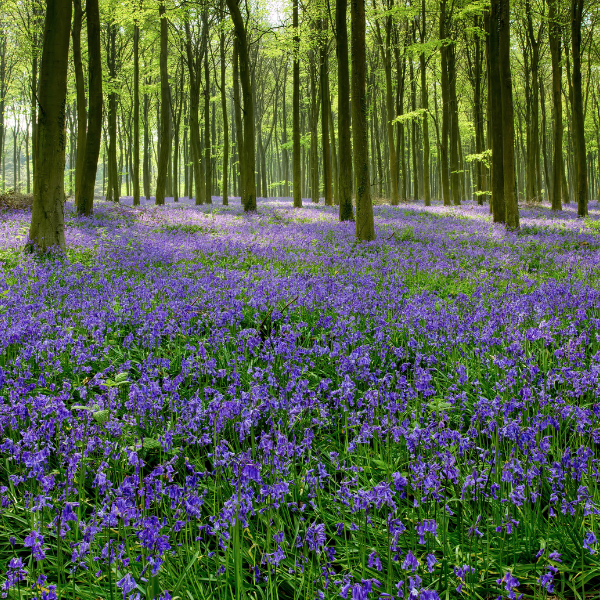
[93, 410, 109, 424]
[143, 438, 162, 450]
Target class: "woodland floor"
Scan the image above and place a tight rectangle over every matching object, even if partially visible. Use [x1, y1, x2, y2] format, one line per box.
[1, 196, 600, 599]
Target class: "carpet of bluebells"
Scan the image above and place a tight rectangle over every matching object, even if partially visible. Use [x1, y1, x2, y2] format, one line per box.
[3, 196, 600, 600]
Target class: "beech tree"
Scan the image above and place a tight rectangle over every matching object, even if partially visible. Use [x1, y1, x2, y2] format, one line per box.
[27, 0, 72, 251]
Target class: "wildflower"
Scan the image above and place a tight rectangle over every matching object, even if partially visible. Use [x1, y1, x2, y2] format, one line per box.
[117, 574, 137, 600]
[24, 529, 46, 561]
[537, 565, 558, 593]
[402, 551, 418, 573]
[368, 551, 382, 571]
[583, 531, 597, 554]
[454, 565, 474, 593]
[304, 522, 326, 553]
[548, 551, 562, 562]
[426, 554, 437, 573]
[496, 571, 521, 600]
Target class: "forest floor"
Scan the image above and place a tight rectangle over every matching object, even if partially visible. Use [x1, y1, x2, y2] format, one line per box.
[2, 196, 600, 599]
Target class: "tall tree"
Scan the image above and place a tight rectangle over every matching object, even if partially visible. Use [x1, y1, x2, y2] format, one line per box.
[499, 0, 519, 228]
[439, 0, 451, 206]
[232, 36, 244, 200]
[203, 8, 212, 204]
[220, 7, 229, 206]
[337, 0, 354, 220]
[27, 0, 72, 251]
[420, 0, 430, 207]
[292, 0, 302, 208]
[226, 0, 256, 210]
[155, 1, 170, 205]
[548, 0, 563, 211]
[184, 16, 207, 205]
[76, 0, 102, 216]
[320, 16, 333, 206]
[133, 13, 140, 206]
[72, 0, 86, 203]
[351, 0, 374, 240]
[487, 4, 505, 222]
[571, 0, 587, 216]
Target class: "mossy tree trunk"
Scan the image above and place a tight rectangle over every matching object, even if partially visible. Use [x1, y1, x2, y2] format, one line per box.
[27, 0, 72, 251]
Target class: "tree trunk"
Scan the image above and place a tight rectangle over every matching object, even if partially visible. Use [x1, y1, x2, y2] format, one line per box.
[409, 37, 419, 201]
[282, 63, 289, 197]
[106, 23, 119, 202]
[77, 0, 102, 215]
[27, 0, 72, 251]
[132, 22, 140, 205]
[549, 0, 562, 210]
[227, 0, 256, 210]
[337, 0, 354, 220]
[571, 0, 587, 216]
[310, 57, 319, 203]
[329, 98, 339, 205]
[292, 0, 302, 208]
[72, 0, 86, 206]
[487, 5, 505, 222]
[351, 0, 374, 240]
[472, 16, 485, 205]
[439, 0, 451, 206]
[155, 2, 170, 205]
[321, 18, 333, 206]
[203, 9, 212, 205]
[499, 0, 519, 228]
[220, 22, 229, 205]
[448, 43, 460, 205]
[233, 37, 244, 201]
[420, 0, 430, 206]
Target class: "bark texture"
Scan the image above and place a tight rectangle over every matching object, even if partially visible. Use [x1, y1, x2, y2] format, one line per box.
[28, 0, 72, 251]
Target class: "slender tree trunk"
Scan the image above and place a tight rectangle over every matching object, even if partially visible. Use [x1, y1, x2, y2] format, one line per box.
[540, 78, 551, 202]
[132, 22, 140, 205]
[310, 57, 319, 203]
[549, 0, 562, 210]
[184, 22, 206, 205]
[282, 63, 289, 197]
[292, 0, 302, 207]
[499, 0, 519, 228]
[106, 24, 119, 202]
[439, 0, 451, 206]
[383, 12, 398, 205]
[155, 2, 170, 205]
[226, 0, 256, 210]
[72, 0, 86, 206]
[220, 22, 229, 205]
[233, 37, 243, 201]
[25, 120, 30, 194]
[472, 16, 485, 205]
[571, 0, 587, 216]
[337, 0, 354, 220]
[351, 0, 374, 240]
[448, 43, 460, 205]
[487, 6, 505, 222]
[203, 9, 212, 205]
[321, 18, 333, 206]
[329, 98, 339, 205]
[409, 45, 419, 201]
[420, 0, 430, 206]
[143, 90, 150, 198]
[27, 0, 72, 251]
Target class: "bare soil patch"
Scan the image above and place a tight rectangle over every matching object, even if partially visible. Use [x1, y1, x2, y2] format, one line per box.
[0, 190, 34, 211]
